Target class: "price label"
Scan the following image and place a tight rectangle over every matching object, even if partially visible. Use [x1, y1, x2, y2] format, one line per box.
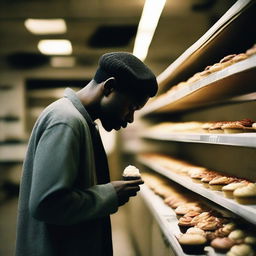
[208, 135, 220, 143]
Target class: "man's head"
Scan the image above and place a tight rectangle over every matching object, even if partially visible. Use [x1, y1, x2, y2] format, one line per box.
[93, 52, 158, 131]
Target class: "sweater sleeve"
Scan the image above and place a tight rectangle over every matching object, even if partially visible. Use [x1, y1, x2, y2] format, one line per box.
[29, 123, 118, 225]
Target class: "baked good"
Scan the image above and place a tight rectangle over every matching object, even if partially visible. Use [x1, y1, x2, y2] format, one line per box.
[219, 54, 237, 68]
[233, 183, 256, 205]
[122, 165, 141, 180]
[228, 229, 246, 242]
[209, 63, 223, 73]
[222, 223, 237, 233]
[226, 244, 254, 256]
[244, 236, 256, 249]
[232, 53, 248, 63]
[178, 216, 194, 233]
[196, 218, 221, 231]
[209, 176, 237, 191]
[201, 173, 221, 188]
[246, 44, 256, 56]
[175, 203, 203, 216]
[177, 234, 207, 254]
[186, 227, 206, 237]
[222, 124, 255, 134]
[188, 168, 208, 183]
[222, 182, 249, 199]
[214, 227, 232, 237]
[211, 237, 235, 253]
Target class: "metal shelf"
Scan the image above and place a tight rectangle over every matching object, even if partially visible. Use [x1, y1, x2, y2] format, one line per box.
[140, 185, 224, 256]
[143, 132, 256, 148]
[138, 156, 256, 225]
[142, 55, 256, 115]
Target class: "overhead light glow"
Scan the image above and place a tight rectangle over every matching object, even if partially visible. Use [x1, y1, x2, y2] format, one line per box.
[24, 19, 67, 35]
[50, 57, 76, 67]
[38, 40, 72, 55]
[133, 0, 166, 61]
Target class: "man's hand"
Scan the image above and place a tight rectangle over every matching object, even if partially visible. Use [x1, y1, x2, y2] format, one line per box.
[111, 179, 144, 206]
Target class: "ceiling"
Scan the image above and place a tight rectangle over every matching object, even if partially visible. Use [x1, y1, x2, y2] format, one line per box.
[0, 0, 237, 83]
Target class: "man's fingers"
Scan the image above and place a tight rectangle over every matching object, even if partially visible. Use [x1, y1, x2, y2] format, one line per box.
[125, 179, 144, 186]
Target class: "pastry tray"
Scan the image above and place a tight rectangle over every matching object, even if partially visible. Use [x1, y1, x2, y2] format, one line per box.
[138, 156, 256, 225]
[141, 55, 256, 115]
[140, 185, 224, 256]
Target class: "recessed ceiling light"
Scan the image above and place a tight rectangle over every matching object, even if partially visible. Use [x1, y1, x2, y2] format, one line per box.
[133, 0, 166, 61]
[38, 40, 72, 55]
[24, 19, 67, 35]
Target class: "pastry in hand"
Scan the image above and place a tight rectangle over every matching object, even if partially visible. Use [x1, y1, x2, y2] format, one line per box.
[122, 165, 141, 180]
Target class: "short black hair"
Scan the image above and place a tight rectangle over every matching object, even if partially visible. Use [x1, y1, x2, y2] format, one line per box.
[94, 52, 158, 97]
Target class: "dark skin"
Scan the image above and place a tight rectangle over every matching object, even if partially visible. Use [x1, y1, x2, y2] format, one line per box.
[77, 77, 148, 206]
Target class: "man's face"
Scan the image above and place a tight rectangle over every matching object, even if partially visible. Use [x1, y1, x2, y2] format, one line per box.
[99, 90, 149, 131]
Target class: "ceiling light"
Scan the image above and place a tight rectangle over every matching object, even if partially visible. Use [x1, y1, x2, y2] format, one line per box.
[24, 19, 67, 35]
[133, 0, 166, 61]
[50, 57, 76, 67]
[38, 40, 72, 55]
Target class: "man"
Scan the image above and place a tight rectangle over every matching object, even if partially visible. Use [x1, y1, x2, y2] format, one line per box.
[15, 52, 158, 256]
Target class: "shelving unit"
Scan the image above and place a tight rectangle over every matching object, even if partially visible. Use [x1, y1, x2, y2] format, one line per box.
[142, 132, 256, 148]
[138, 155, 256, 225]
[125, 0, 256, 255]
[140, 185, 224, 256]
[142, 55, 256, 114]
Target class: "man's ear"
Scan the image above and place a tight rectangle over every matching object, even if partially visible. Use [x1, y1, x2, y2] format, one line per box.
[103, 77, 116, 96]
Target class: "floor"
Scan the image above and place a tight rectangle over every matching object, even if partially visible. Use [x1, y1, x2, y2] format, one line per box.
[0, 196, 136, 256]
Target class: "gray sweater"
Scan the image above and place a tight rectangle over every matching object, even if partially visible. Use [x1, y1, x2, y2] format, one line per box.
[15, 88, 118, 256]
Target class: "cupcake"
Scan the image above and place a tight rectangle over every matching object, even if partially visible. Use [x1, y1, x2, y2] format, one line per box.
[186, 227, 206, 237]
[122, 165, 141, 180]
[222, 182, 248, 199]
[188, 168, 208, 183]
[201, 173, 220, 188]
[227, 244, 254, 256]
[233, 183, 256, 205]
[246, 44, 256, 56]
[211, 237, 235, 253]
[222, 223, 237, 233]
[209, 176, 237, 191]
[244, 236, 256, 250]
[175, 203, 203, 217]
[177, 234, 207, 254]
[228, 229, 246, 243]
[178, 216, 194, 233]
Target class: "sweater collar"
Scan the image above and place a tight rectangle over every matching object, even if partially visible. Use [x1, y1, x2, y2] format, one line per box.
[64, 87, 96, 127]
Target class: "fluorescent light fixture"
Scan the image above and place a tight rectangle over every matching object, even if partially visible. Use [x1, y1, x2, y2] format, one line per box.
[24, 19, 67, 35]
[133, 0, 166, 61]
[50, 57, 76, 67]
[38, 40, 72, 55]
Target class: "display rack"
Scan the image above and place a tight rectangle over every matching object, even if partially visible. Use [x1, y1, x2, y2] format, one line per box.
[142, 55, 256, 115]
[142, 132, 256, 148]
[138, 156, 256, 225]
[156, 0, 255, 93]
[140, 184, 224, 256]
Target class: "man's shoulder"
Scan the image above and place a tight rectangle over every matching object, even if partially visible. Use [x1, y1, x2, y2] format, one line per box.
[39, 98, 88, 130]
